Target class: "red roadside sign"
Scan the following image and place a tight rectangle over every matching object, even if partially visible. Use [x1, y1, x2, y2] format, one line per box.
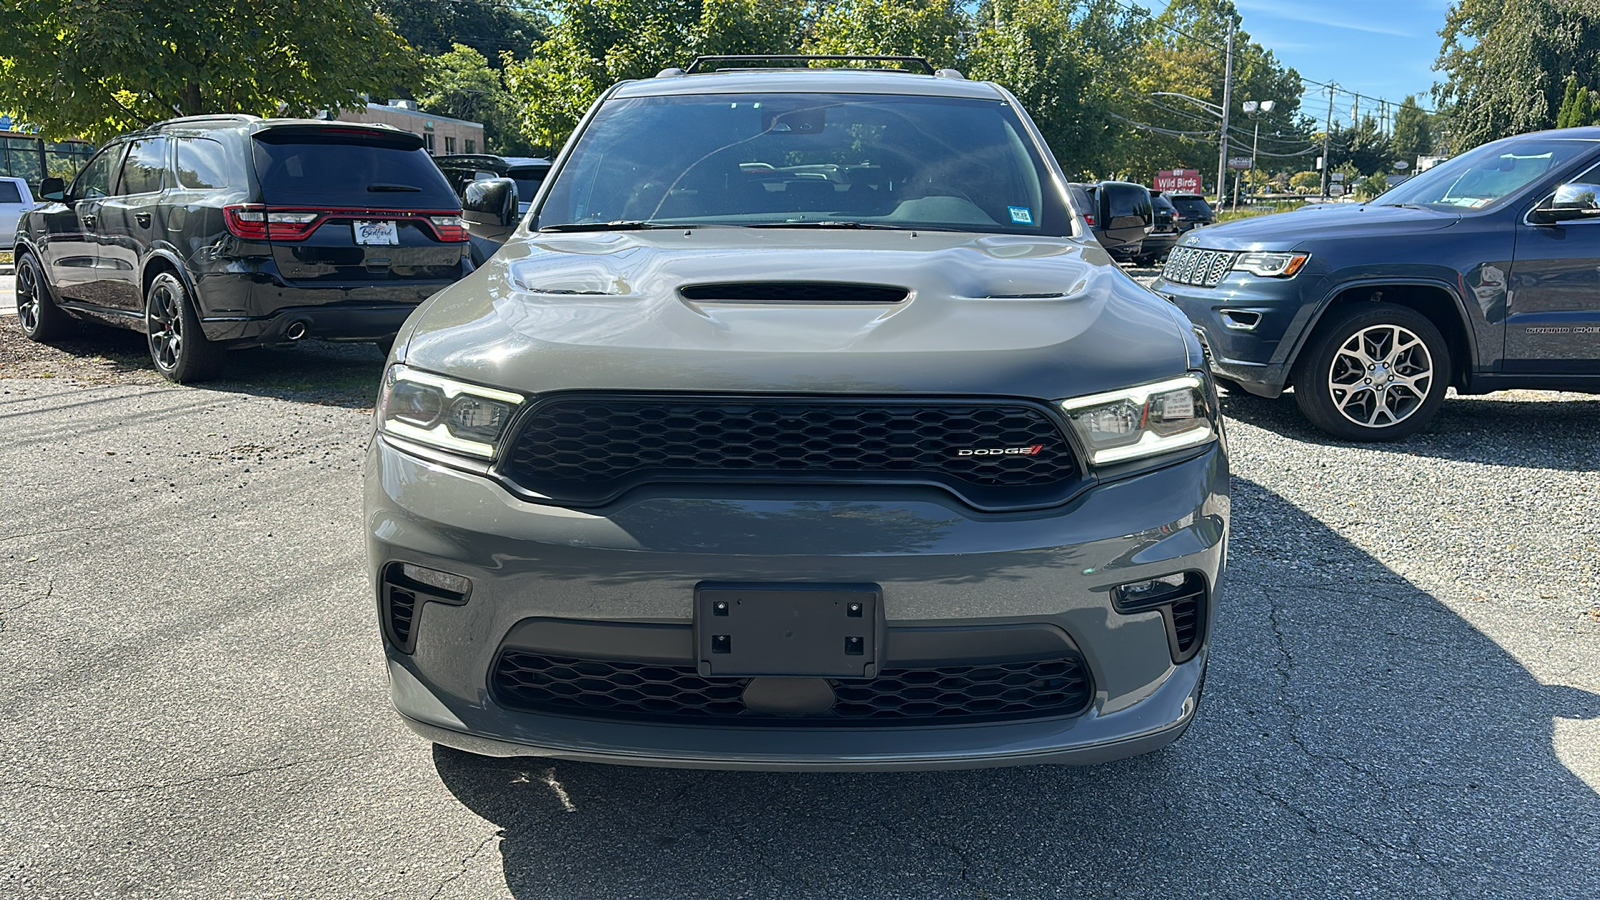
[1154, 169, 1203, 192]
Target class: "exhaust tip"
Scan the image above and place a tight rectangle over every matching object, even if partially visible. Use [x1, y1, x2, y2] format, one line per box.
[284, 319, 309, 341]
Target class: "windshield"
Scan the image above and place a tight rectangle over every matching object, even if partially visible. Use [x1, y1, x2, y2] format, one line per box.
[1376, 138, 1597, 210]
[537, 92, 1070, 235]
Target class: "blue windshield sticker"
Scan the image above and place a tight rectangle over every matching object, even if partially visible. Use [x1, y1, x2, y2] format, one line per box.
[1008, 206, 1034, 224]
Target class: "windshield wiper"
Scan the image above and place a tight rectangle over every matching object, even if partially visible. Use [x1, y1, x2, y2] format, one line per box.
[748, 221, 907, 230]
[1379, 203, 1431, 210]
[539, 220, 689, 232]
[367, 183, 422, 192]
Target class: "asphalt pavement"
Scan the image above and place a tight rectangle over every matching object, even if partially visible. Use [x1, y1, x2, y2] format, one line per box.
[1, 294, 1597, 898]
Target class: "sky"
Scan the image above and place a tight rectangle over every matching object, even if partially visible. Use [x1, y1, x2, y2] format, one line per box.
[1150, 0, 1455, 127]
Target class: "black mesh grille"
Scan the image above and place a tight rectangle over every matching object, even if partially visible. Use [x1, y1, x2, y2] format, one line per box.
[384, 588, 418, 653]
[680, 282, 908, 303]
[492, 651, 1093, 725]
[1162, 246, 1238, 287]
[1171, 594, 1202, 656]
[499, 396, 1080, 508]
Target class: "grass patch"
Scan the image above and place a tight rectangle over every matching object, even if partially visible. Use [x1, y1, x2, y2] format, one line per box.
[1, 249, 13, 266]
[1216, 201, 1308, 223]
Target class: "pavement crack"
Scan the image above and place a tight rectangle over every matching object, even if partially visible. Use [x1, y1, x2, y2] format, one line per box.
[0, 751, 378, 794]
[427, 831, 500, 900]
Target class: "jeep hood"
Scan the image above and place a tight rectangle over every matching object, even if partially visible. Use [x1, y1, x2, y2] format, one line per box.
[401, 229, 1194, 400]
[1185, 203, 1462, 250]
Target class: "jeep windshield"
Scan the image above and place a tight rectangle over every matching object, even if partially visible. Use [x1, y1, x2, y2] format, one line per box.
[1376, 137, 1595, 211]
[536, 92, 1071, 235]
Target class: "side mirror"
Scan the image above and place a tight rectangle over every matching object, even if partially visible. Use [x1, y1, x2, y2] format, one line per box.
[462, 177, 519, 228]
[1532, 182, 1600, 224]
[40, 177, 65, 201]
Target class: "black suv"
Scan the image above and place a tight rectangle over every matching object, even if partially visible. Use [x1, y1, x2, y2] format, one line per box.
[1155, 128, 1600, 440]
[11, 115, 471, 381]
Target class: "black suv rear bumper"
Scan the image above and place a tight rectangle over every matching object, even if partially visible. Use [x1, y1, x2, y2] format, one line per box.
[193, 269, 457, 344]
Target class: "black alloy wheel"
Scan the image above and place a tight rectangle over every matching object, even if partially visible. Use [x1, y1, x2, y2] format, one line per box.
[14, 253, 74, 341]
[145, 271, 223, 383]
[1292, 302, 1451, 441]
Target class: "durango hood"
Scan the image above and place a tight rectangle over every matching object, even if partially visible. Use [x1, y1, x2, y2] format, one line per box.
[1185, 203, 1462, 251]
[402, 229, 1195, 399]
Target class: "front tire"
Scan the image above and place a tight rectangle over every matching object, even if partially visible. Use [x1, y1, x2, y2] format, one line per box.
[146, 271, 223, 383]
[1292, 303, 1450, 441]
[14, 252, 74, 341]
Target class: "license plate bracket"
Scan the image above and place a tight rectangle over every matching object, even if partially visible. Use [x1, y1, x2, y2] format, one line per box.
[353, 220, 399, 245]
[694, 583, 881, 678]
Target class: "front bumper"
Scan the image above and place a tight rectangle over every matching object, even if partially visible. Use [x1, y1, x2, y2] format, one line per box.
[365, 438, 1229, 770]
[1151, 273, 1313, 396]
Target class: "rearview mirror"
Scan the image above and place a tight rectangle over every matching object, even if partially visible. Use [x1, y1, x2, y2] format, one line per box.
[462, 177, 518, 228]
[40, 176, 65, 201]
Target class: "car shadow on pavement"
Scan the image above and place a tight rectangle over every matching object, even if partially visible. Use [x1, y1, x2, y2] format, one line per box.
[1220, 387, 1600, 471]
[431, 476, 1600, 898]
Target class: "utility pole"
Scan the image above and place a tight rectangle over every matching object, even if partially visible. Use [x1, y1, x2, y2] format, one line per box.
[1322, 83, 1336, 199]
[1215, 16, 1235, 207]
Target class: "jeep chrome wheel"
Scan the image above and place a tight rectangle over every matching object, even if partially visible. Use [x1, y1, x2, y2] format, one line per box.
[1327, 324, 1433, 428]
[1293, 302, 1450, 442]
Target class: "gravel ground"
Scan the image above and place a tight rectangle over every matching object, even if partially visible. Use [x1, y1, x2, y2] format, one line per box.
[1, 297, 1597, 898]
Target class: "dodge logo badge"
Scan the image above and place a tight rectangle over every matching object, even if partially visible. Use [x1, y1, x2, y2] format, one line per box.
[957, 445, 1044, 457]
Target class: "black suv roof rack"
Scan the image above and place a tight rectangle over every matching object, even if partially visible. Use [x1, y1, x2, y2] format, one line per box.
[683, 55, 936, 75]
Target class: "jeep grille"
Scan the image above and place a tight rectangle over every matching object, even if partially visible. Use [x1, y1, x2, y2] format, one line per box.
[1162, 247, 1238, 287]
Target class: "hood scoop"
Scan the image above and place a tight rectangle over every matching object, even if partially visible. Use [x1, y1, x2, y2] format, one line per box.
[679, 281, 909, 304]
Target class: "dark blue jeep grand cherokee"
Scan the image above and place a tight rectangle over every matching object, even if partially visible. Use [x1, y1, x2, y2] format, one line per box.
[1154, 128, 1600, 440]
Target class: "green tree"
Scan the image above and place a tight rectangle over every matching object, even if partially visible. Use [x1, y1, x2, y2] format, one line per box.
[1120, 0, 1312, 188]
[417, 44, 532, 154]
[378, 0, 547, 62]
[0, 0, 419, 141]
[1391, 95, 1432, 163]
[1556, 74, 1580, 128]
[1436, 0, 1600, 148]
[803, 0, 967, 67]
[1289, 170, 1321, 192]
[503, 0, 805, 153]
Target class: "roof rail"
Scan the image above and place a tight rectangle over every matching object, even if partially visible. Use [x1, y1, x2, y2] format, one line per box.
[684, 55, 935, 75]
[154, 114, 260, 128]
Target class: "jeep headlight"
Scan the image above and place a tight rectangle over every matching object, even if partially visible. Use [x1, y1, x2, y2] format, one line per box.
[1232, 251, 1309, 277]
[377, 364, 523, 459]
[1061, 374, 1217, 465]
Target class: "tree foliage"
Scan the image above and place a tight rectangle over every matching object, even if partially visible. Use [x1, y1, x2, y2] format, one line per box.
[1435, 0, 1600, 148]
[417, 44, 533, 154]
[378, 0, 547, 62]
[0, 0, 419, 141]
[1390, 95, 1432, 162]
[503, 0, 806, 153]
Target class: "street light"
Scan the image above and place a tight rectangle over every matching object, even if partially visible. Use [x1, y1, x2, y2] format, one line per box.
[1151, 91, 1230, 205]
[1241, 99, 1275, 210]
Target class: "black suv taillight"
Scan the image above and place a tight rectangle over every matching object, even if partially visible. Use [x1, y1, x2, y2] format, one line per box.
[223, 205, 470, 243]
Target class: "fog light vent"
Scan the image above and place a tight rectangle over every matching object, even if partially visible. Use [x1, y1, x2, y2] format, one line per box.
[380, 562, 473, 654]
[1112, 571, 1208, 663]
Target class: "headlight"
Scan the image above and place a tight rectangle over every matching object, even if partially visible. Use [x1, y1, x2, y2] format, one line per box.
[376, 364, 524, 459]
[1061, 374, 1217, 465]
[1232, 251, 1309, 277]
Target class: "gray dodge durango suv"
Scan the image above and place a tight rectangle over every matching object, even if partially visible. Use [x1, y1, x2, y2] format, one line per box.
[366, 57, 1230, 770]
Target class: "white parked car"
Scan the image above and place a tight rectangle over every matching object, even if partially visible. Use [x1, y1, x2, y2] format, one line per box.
[2, 176, 36, 248]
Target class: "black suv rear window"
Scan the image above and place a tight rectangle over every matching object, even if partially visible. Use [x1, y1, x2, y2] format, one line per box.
[252, 137, 456, 209]
[1170, 197, 1212, 216]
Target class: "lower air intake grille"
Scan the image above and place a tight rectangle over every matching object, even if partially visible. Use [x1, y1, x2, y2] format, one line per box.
[492, 652, 1093, 725]
[499, 396, 1080, 509]
[1162, 247, 1238, 287]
